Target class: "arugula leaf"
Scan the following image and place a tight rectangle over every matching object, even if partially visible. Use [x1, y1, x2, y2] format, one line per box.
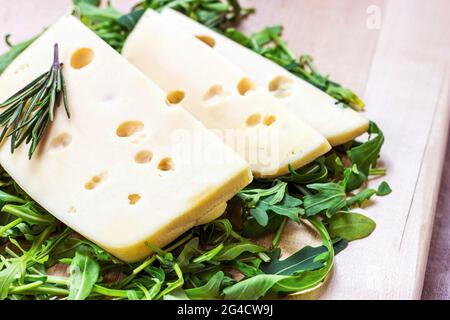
[185, 271, 224, 300]
[214, 243, 267, 261]
[177, 238, 200, 268]
[303, 183, 347, 218]
[2, 203, 54, 225]
[157, 264, 184, 299]
[192, 243, 224, 263]
[232, 260, 263, 277]
[0, 260, 25, 299]
[225, 217, 335, 299]
[117, 9, 146, 31]
[242, 212, 285, 238]
[223, 274, 286, 300]
[282, 159, 329, 184]
[163, 288, 189, 300]
[346, 181, 392, 207]
[240, 181, 302, 226]
[0, 190, 26, 205]
[68, 252, 100, 300]
[346, 189, 377, 207]
[326, 212, 376, 241]
[272, 217, 334, 294]
[348, 122, 385, 179]
[261, 246, 328, 276]
[332, 238, 349, 255]
[342, 165, 367, 192]
[377, 181, 392, 196]
[239, 180, 287, 207]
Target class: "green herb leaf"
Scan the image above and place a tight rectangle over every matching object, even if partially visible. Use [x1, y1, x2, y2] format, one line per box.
[0, 260, 25, 299]
[117, 9, 145, 31]
[348, 122, 385, 179]
[214, 243, 267, 261]
[272, 217, 335, 294]
[223, 274, 286, 300]
[192, 243, 224, 263]
[261, 246, 328, 276]
[68, 252, 100, 300]
[326, 212, 376, 241]
[304, 183, 347, 218]
[377, 181, 392, 196]
[185, 271, 224, 300]
[157, 264, 184, 299]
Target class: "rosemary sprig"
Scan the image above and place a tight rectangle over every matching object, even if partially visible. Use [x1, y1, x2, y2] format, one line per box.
[0, 43, 70, 159]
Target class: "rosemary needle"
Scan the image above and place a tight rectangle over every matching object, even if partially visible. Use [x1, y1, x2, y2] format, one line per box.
[0, 43, 70, 159]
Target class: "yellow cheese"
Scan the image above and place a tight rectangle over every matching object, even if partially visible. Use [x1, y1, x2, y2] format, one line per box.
[0, 15, 252, 262]
[122, 10, 331, 178]
[160, 8, 370, 146]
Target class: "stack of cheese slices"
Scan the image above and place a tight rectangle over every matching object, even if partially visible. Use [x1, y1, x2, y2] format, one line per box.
[0, 9, 368, 262]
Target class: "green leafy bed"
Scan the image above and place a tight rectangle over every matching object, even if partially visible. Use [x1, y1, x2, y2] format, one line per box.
[0, 0, 391, 300]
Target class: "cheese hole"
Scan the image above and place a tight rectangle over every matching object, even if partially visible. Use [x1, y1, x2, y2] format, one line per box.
[158, 157, 174, 171]
[70, 48, 94, 69]
[92, 176, 102, 183]
[135, 150, 153, 164]
[263, 115, 277, 126]
[49, 133, 72, 151]
[84, 174, 106, 190]
[116, 121, 144, 138]
[203, 85, 230, 107]
[268, 76, 294, 98]
[195, 35, 216, 48]
[128, 194, 141, 205]
[166, 90, 185, 105]
[84, 182, 97, 190]
[237, 77, 256, 96]
[246, 114, 262, 127]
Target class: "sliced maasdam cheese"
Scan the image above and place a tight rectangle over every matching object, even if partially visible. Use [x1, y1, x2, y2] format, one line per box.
[122, 10, 331, 178]
[160, 8, 370, 146]
[0, 15, 252, 262]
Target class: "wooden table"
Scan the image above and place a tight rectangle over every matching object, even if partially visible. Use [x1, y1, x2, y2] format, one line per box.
[1, 0, 449, 300]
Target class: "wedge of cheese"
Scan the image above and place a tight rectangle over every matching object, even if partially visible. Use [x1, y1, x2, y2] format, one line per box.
[0, 15, 252, 262]
[122, 10, 331, 178]
[160, 8, 370, 146]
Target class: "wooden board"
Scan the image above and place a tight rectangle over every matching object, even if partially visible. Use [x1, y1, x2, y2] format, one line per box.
[1, 0, 450, 300]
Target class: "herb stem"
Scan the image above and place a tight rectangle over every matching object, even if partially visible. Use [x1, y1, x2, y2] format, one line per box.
[9, 284, 69, 296]
[2, 204, 54, 224]
[92, 285, 129, 298]
[8, 281, 45, 294]
[0, 218, 23, 236]
[369, 168, 386, 176]
[271, 217, 288, 249]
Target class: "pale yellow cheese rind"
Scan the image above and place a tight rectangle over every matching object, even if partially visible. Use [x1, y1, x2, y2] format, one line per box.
[161, 8, 370, 146]
[0, 15, 252, 262]
[122, 10, 331, 178]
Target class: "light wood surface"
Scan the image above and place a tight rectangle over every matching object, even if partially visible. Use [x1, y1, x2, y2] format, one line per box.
[1, 0, 450, 300]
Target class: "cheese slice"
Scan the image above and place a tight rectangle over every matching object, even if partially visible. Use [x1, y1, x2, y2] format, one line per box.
[122, 10, 331, 178]
[0, 15, 252, 262]
[160, 8, 370, 146]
